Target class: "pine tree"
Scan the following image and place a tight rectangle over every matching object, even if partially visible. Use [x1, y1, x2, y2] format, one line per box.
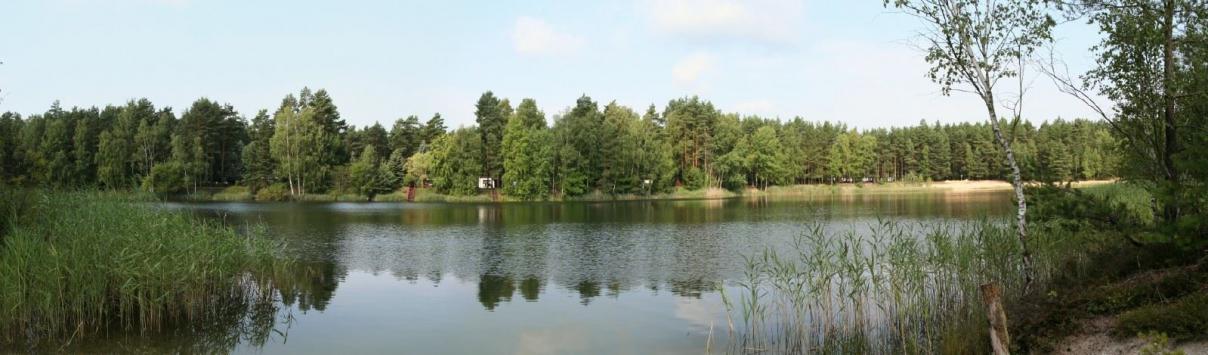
[349, 145, 388, 199]
[422, 113, 446, 145]
[475, 92, 506, 181]
[390, 115, 423, 158]
[241, 110, 275, 192]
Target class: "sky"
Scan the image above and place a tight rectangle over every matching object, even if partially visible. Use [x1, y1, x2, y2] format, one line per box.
[0, 0, 1107, 130]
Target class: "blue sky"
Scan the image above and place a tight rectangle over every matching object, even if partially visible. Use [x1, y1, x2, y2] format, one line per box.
[0, 0, 1104, 129]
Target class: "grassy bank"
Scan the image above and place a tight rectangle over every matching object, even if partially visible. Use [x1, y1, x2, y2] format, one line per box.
[180, 180, 1116, 203]
[721, 219, 1101, 354]
[721, 182, 1206, 353]
[0, 189, 290, 347]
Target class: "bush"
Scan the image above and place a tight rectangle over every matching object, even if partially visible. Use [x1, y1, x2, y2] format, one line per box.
[1084, 270, 1200, 315]
[1029, 184, 1152, 245]
[255, 183, 289, 201]
[682, 167, 706, 190]
[212, 185, 252, 201]
[141, 162, 190, 194]
[1116, 292, 1208, 341]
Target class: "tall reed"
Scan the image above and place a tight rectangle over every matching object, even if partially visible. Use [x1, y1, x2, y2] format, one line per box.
[0, 191, 292, 348]
[721, 219, 1104, 354]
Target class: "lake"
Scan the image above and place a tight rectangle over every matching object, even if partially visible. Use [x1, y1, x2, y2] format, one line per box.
[86, 190, 1012, 354]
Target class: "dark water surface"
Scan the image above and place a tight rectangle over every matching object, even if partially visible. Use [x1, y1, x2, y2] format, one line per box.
[112, 191, 1010, 354]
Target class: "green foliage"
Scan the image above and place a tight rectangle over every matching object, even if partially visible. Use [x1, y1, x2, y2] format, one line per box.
[1063, 0, 1208, 240]
[1029, 184, 1152, 236]
[255, 183, 290, 201]
[403, 149, 434, 187]
[0, 187, 39, 241]
[551, 95, 603, 196]
[240, 143, 272, 191]
[381, 148, 408, 189]
[141, 161, 190, 194]
[665, 96, 718, 187]
[96, 129, 132, 188]
[475, 92, 507, 180]
[212, 185, 252, 201]
[1083, 269, 1200, 315]
[682, 166, 706, 190]
[422, 113, 446, 145]
[827, 129, 873, 182]
[270, 94, 327, 195]
[883, 0, 1054, 96]
[0, 89, 1124, 201]
[431, 128, 483, 196]
[177, 98, 247, 185]
[501, 99, 552, 200]
[0, 191, 288, 343]
[389, 115, 423, 158]
[348, 146, 390, 199]
[1116, 292, 1208, 341]
[723, 219, 1091, 353]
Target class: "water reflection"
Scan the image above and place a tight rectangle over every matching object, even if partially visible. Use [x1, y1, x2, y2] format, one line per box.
[135, 191, 1013, 354]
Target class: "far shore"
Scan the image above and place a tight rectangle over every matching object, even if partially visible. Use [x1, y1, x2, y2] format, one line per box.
[184, 179, 1119, 203]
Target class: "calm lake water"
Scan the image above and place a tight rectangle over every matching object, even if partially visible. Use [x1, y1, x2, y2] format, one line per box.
[98, 191, 1011, 354]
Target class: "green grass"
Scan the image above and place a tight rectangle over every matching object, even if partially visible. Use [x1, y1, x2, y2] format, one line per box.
[183, 182, 996, 203]
[1079, 182, 1154, 223]
[1083, 268, 1202, 315]
[721, 183, 1205, 353]
[720, 220, 1107, 354]
[1116, 292, 1208, 341]
[0, 190, 290, 346]
[292, 192, 368, 202]
[211, 185, 253, 201]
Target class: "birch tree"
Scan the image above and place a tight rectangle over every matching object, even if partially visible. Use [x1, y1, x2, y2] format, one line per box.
[270, 96, 323, 196]
[884, 0, 1056, 286]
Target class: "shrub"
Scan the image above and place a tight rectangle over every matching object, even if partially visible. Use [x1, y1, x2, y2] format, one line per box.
[141, 162, 190, 193]
[1084, 270, 1200, 315]
[682, 167, 706, 190]
[255, 183, 290, 201]
[212, 185, 252, 201]
[1116, 292, 1208, 341]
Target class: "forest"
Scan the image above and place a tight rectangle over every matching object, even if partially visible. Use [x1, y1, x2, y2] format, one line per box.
[0, 90, 1118, 200]
[3, 0, 1208, 352]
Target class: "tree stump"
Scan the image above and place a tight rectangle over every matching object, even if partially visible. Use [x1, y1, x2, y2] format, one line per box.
[981, 282, 1010, 355]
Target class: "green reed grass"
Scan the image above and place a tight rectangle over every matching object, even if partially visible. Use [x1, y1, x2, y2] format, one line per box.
[1079, 182, 1153, 223]
[0, 190, 291, 347]
[721, 219, 1108, 354]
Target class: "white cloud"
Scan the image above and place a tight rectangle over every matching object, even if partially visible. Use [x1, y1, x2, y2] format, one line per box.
[511, 17, 585, 56]
[672, 52, 715, 87]
[644, 0, 804, 43]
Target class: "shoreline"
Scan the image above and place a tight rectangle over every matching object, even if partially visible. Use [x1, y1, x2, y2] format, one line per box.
[184, 179, 1119, 203]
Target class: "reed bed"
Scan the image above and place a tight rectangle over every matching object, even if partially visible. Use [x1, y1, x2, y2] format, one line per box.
[721, 219, 1103, 354]
[0, 190, 291, 348]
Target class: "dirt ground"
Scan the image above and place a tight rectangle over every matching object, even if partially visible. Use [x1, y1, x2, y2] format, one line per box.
[1055, 316, 1208, 354]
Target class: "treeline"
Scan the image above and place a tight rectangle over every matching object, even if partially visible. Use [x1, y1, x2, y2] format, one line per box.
[0, 90, 1117, 199]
